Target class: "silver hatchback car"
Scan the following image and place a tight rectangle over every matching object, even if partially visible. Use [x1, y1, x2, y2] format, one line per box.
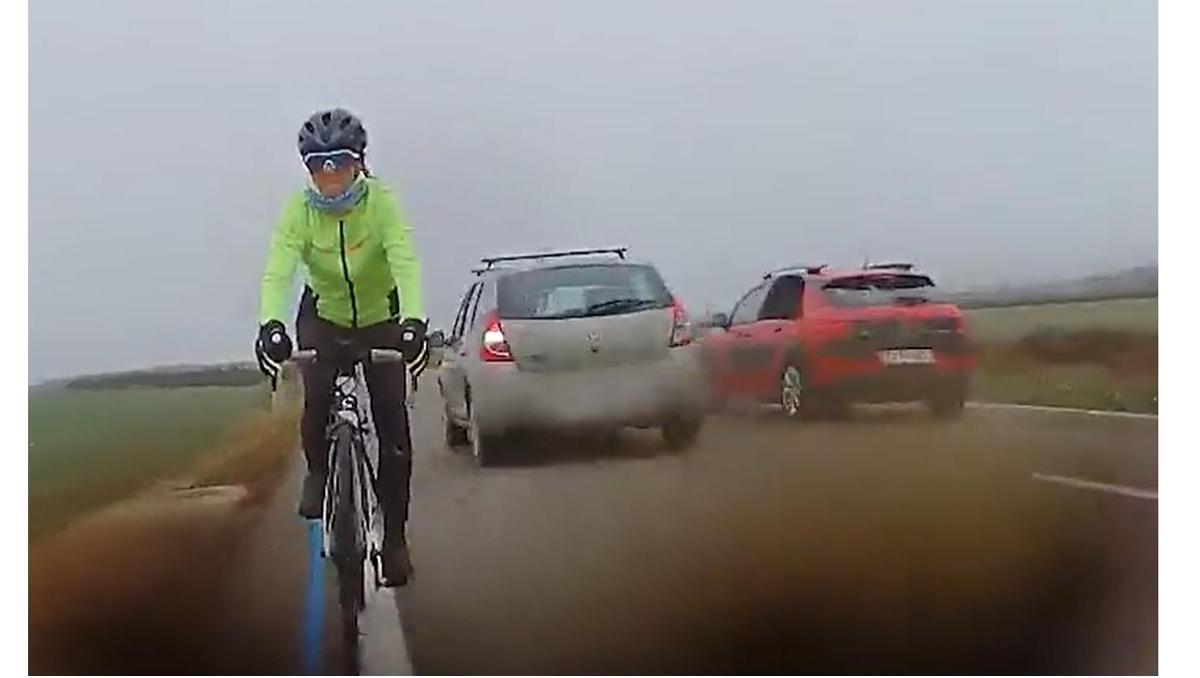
[436, 247, 707, 465]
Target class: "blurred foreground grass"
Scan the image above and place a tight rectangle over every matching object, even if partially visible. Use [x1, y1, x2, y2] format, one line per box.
[29, 379, 300, 541]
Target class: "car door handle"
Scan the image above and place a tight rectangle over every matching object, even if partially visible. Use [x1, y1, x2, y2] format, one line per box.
[773, 327, 783, 333]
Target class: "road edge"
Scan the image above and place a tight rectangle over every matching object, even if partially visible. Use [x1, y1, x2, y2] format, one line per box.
[967, 401, 1158, 420]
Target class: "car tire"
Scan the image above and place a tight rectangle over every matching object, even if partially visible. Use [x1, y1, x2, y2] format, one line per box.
[811, 390, 851, 420]
[928, 391, 966, 420]
[662, 415, 703, 451]
[601, 428, 623, 448]
[444, 409, 470, 448]
[468, 406, 505, 467]
[780, 364, 850, 421]
[708, 393, 729, 414]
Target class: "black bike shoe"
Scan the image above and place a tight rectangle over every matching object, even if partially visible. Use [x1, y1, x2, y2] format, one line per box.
[297, 471, 325, 519]
[380, 542, 413, 587]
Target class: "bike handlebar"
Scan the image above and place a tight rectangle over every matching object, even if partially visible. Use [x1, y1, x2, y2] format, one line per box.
[289, 347, 408, 365]
[270, 329, 410, 368]
[268, 331, 417, 400]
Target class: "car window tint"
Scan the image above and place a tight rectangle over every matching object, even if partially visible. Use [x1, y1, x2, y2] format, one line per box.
[731, 285, 768, 325]
[822, 274, 935, 308]
[466, 281, 487, 331]
[451, 283, 479, 340]
[497, 264, 672, 319]
[759, 276, 805, 320]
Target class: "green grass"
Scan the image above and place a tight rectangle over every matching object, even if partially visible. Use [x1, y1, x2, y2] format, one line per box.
[963, 298, 1157, 413]
[29, 385, 268, 540]
[965, 297, 1157, 343]
[972, 364, 1157, 414]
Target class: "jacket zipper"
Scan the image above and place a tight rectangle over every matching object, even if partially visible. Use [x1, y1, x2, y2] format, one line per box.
[337, 219, 360, 328]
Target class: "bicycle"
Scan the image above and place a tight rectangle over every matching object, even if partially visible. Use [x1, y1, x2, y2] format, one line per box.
[281, 343, 414, 673]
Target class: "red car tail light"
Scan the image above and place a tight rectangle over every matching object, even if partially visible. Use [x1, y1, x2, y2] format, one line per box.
[480, 310, 513, 362]
[670, 298, 693, 347]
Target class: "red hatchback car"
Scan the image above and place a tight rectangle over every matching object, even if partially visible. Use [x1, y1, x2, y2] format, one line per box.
[701, 263, 977, 418]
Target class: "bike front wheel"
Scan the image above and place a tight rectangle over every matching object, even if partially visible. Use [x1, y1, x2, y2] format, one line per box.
[334, 555, 364, 673]
[328, 425, 365, 672]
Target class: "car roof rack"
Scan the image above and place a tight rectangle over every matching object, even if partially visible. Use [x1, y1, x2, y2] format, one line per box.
[479, 247, 628, 270]
[763, 263, 827, 280]
[864, 262, 916, 272]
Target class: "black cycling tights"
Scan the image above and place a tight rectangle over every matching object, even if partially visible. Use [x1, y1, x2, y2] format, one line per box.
[296, 288, 413, 544]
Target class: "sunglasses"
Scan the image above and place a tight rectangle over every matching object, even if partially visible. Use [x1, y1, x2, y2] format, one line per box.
[303, 150, 361, 174]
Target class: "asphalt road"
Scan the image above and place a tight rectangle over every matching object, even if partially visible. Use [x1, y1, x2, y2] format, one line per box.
[31, 391, 1157, 675]
[401, 399, 1156, 675]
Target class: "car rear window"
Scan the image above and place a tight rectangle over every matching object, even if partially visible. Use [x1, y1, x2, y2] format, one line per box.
[497, 264, 673, 319]
[822, 274, 936, 307]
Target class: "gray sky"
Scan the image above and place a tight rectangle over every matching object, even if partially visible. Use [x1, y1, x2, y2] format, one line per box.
[29, 0, 1156, 382]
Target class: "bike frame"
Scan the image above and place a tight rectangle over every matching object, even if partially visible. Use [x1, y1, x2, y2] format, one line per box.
[289, 348, 413, 593]
[322, 362, 386, 588]
[275, 339, 417, 673]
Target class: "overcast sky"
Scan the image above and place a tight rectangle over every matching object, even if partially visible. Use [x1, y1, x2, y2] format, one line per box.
[29, 0, 1156, 382]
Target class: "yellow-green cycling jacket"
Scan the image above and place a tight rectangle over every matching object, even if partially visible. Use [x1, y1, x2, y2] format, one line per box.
[259, 177, 424, 328]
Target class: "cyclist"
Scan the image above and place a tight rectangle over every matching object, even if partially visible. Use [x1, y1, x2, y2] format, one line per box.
[255, 108, 427, 586]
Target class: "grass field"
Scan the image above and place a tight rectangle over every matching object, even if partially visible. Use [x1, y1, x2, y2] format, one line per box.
[965, 297, 1157, 343]
[28, 385, 271, 540]
[964, 297, 1157, 413]
[971, 365, 1157, 413]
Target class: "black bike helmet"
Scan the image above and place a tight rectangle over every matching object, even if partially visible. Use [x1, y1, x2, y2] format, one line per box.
[297, 108, 368, 156]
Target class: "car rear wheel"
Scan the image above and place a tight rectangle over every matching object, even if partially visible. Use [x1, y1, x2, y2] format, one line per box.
[469, 406, 505, 466]
[780, 364, 851, 420]
[444, 409, 469, 448]
[811, 389, 851, 420]
[707, 392, 729, 413]
[927, 391, 966, 420]
[662, 416, 702, 451]
[601, 428, 623, 448]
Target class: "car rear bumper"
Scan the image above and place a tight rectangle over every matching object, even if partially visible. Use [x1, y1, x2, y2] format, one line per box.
[824, 369, 969, 403]
[469, 346, 707, 434]
[811, 354, 974, 403]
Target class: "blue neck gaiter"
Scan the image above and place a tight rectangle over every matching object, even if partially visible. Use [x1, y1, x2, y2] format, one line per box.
[306, 175, 367, 213]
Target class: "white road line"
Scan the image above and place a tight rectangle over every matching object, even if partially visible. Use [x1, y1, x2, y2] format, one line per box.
[1031, 472, 1158, 500]
[359, 588, 414, 675]
[968, 402, 1158, 421]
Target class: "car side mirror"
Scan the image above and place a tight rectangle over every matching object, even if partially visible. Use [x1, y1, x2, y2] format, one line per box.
[428, 329, 446, 349]
[710, 312, 730, 329]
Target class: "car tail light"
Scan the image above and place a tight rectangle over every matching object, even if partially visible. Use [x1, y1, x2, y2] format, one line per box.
[480, 311, 513, 362]
[669, 299, 693, 347]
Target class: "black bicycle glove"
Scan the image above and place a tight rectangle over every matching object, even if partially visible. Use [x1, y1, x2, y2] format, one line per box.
[255, 320, 293, 386]
[398, 317, 429, 378]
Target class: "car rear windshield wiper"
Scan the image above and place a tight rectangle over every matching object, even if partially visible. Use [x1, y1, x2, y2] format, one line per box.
[584, 298, 660, 315]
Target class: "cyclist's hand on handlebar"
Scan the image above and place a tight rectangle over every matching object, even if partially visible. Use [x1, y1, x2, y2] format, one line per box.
[398, 317, 429, 378]
[255, 320, 293, 386]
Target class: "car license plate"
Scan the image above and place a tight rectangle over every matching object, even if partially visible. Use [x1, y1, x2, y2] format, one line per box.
[878, 348, 935, 366]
